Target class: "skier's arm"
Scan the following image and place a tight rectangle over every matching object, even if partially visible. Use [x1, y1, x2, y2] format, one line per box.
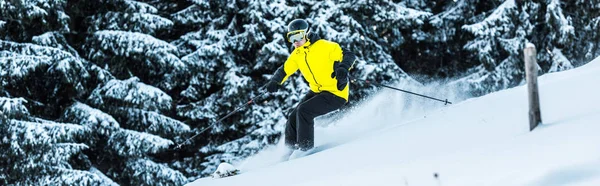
[271, 56, 298, 84]
[331, 44, 356, 70]
[340, 48, 356, 70]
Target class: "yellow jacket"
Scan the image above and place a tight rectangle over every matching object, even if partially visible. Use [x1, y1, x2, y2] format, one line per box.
[272, 33, 355, 101]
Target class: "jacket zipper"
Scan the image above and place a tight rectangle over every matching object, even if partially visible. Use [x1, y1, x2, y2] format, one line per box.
[304, 50, 321, 91]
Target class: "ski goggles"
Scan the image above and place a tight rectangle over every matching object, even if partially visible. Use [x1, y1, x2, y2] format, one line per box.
[287, 30, 306, 43]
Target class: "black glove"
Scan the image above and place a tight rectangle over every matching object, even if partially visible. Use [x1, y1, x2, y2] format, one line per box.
[334, 67, 348, 91]
[261, 81, 280, 93]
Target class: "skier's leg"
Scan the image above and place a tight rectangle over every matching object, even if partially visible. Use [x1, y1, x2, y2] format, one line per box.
[296, 92, 346, 150]
[284, 91, 316, 149]
[284, 109, 298, 148]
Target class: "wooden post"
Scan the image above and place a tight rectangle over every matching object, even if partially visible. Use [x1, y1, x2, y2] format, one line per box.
[524, 43, 542, 131]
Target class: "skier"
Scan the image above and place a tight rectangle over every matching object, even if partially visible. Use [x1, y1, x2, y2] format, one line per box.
[261, 19, 356, 153]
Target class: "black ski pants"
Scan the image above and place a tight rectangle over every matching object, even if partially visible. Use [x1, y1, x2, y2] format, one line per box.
[284, 91, 346, 151]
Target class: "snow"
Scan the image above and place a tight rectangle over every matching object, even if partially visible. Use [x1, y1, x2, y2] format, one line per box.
[0, 97, 29, 117]
[188, 56, 600, 186]
[121, 0, 157, 14]
[212, 163, 240, 178]
[549, 48, 574, 73]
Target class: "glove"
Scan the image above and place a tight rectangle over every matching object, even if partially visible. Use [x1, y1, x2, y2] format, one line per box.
[261, 81, 280, 93]
[334, 67, 348, 91]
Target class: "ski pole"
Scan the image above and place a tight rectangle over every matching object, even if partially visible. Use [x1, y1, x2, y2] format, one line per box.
[351, 78, 452, 105]
[174, 92, 267, 149]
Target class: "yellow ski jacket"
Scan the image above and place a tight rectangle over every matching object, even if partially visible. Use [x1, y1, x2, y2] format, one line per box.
[271, 33, 356, 101]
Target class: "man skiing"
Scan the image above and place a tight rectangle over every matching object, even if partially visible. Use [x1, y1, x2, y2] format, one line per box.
[261, 19, 356, 152]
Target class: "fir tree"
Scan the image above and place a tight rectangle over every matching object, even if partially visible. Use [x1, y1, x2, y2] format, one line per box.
[419, 0, 491, 78]
[76, 0, 188, 92]
[32, 32, 82, 58]
[552, 0, 600, 66]
[451, 0, 596, 96]
[0, 40, 92, 118]
[0, 0, 70, 41]
[83, 30, 186, 91]
[83, 77, 188, 185]
[452, 0, 530, 96]
[0, 97, 109, 185]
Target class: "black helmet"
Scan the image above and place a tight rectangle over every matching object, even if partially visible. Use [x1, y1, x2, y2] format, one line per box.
[287, 19, 309, 33]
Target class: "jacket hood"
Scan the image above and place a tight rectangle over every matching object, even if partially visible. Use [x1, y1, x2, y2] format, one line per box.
[306, 32, 321, 45]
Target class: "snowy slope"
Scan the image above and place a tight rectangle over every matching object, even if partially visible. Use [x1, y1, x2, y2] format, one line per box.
[188, 56, 600, 186]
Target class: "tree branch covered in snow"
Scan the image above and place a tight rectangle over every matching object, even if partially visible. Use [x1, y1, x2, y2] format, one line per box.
[84, 30, 186, 90]
[1, 116, 91, 184]
[0, 97, 29, 120]
[86, 12, 173, 35]
[107, 129, 172, 157]
[32, 32, 82, 58]
[548, 48, 574, 73]
[0, 0, 70, 40]
[8, 120, 90, 146]
[30, 168, 111, 186]
[111, 107, 190, 139]
[88, 77, 173, 113]
[545, 0, 575, 47]
[59, 102, 120, 137]
[121, 159, 187, 185]
[462, 0, 519, 69]
[0, 53, 52, 85]
[113, 0, 159, 14]
[1, 40, 92, 109]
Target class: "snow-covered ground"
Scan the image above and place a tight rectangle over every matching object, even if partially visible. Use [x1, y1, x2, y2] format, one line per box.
[188, 56, 600, 186]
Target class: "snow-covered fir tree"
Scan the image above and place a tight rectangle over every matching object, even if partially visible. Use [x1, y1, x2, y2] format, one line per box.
[556, 0, 600, 65]
[83, 30, 186, 91]
[32, 32, 84, 58]
[0, 97, 112, 185]
[531, 0, 575, 73]
[449, 0, 598, 96]
[453, 0, 528, 96]
[78, 0, 187, 91]
[0, 0, 70, 41]
[0, 40, 92, 117]
[79, 77, 189, 185]
[421, 0, 487, 78]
